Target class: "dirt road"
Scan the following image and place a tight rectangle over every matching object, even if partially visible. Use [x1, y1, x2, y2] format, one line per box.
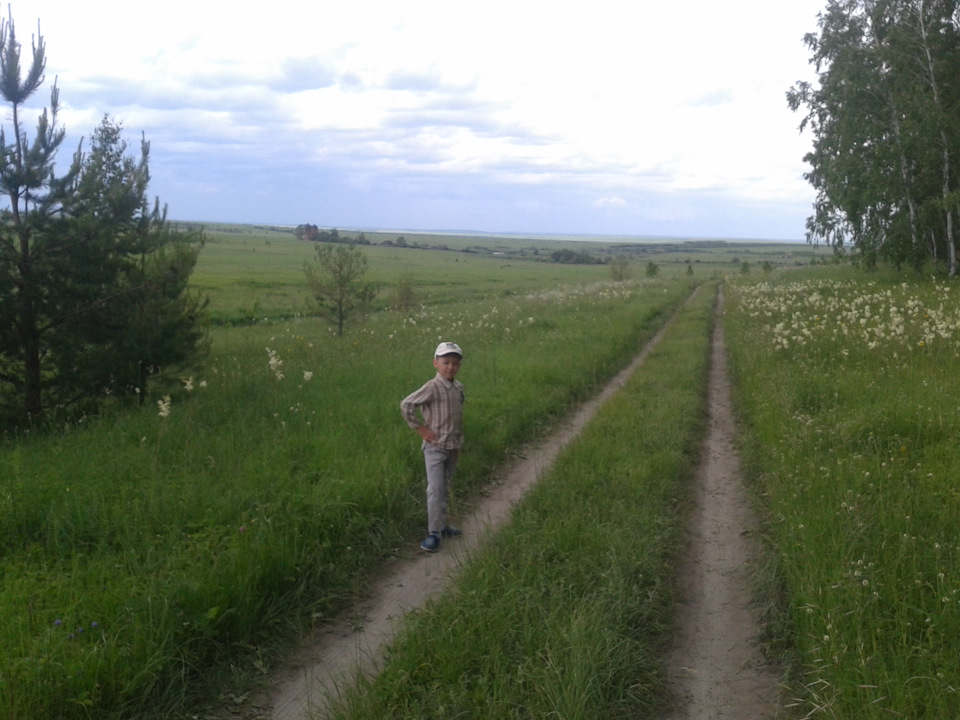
[230, 287, 780, 719]
[663, 287, 782, 719]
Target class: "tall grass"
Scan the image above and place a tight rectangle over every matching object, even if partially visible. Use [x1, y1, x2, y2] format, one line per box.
[0, 269, 694, 718]
[725, 268, 960, 718]
[330, 284, 716, 719]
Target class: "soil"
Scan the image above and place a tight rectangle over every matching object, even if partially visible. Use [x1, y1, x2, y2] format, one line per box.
[662, 286, 782, 719]
[214, 287, 781, 719]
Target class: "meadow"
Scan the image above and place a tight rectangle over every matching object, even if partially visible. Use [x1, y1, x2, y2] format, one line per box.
[187, 224, 829, 323]
[6, 225, 941, 719]
[725, 268, 960, 718]
[302, 258, 960, 719]
[1, 228, 713, 719]
[329, 278, 718, 719]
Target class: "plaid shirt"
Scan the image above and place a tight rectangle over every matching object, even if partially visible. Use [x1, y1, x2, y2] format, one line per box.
[400, 373, 465, 450]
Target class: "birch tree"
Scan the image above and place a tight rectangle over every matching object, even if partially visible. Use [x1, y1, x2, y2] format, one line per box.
[789, 0, 960, 273]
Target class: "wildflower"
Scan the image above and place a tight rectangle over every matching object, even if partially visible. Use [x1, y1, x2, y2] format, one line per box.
[157, 395, 172, 418]
[266, 348, 285, 381]
[183, 376, 195, 392]
[303, 371, 313, 382]
[199, 380, 208, 389]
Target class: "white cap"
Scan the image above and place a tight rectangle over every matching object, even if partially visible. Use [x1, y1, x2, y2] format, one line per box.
[434, 341, 463, 358]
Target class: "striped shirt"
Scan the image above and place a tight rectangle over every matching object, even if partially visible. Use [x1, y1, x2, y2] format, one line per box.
[400, 373, 465, 450]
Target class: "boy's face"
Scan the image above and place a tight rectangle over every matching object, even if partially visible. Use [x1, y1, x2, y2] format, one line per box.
[433, 353, 462, 381]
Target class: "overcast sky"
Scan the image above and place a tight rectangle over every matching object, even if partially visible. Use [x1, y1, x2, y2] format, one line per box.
[11, 1, 824, 240]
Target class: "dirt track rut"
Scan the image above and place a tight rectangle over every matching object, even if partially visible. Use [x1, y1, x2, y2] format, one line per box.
[664, 286, 781, 719]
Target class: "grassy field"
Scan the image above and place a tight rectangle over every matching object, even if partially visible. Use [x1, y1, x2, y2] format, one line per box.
[187, 223, 831, 324]
[5, 225, 945, 720]
[330, 281, 717, 719]
[725, 267, 960, 718]
[0, 228, 711, 719]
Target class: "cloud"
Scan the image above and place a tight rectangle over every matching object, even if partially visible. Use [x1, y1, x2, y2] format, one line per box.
[4, 0, 822, 241]
[278, 57, 338, 93]
[592, 196, 630, 212]
[385, 66, 443, 92]
[689, 89, 735, 107]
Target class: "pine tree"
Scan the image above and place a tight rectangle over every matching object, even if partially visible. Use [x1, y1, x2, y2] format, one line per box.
[0, 11, 206, 427]
[304, 243, 377, 336]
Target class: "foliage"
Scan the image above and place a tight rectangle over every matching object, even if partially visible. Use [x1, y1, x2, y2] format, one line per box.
[304, 242, 377, 336]
[295, 224, 344, 243]
[394, 272, 417, 309]
[726, 269, 960, 718]
[0, 13, 206, 427]
[788, 0, 960, 274]
[646, 260, 660, 277]
[551, 248, 602, 264]
[294, 222, 319, 241]
[609, 254, 630, 281]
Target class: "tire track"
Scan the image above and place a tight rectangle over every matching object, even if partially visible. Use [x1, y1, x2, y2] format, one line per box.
[663, 285, 782, 719]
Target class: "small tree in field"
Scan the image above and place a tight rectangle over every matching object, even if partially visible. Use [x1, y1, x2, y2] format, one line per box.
[395, 272, 417, 309]
[0, 12, 206, 427]
[304, 243, 377, 336]
[609, 255, 630, 281]
[645, 260, 660, 278]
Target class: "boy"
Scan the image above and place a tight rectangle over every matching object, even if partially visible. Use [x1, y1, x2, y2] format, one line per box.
[400, 341, 465, 552]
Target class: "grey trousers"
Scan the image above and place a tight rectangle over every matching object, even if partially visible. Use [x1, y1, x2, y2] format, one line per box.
[423, 443, 459, 534]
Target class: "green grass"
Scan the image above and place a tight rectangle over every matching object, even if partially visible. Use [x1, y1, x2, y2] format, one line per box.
[725, 267, 960, 718]
[330, 282, 717, 719]
[188, 226, 819, 323]
[0, 238, 696, 718]
[0, 224, 865, 719]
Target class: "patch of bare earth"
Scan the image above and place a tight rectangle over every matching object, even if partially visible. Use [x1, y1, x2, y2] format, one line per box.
[663, 286, 781, 719]
[213, 287, 781, 720]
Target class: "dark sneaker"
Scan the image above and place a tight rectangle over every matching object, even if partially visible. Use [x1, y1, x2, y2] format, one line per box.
[420, 533, 440, 552]
[440, 526, 462, 538]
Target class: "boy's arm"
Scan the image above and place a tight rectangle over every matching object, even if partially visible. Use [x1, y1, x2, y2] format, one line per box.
[400, 382, 435, 440]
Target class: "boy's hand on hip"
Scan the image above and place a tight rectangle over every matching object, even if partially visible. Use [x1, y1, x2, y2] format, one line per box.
[417, 426, 437, 443]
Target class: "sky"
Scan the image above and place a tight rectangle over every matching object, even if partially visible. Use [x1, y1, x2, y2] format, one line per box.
[9, 1, 826, 241]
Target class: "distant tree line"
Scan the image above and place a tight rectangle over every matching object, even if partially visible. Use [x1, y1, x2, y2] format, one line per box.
[789, 0, 960, 274]
[294, 225, 459, 251]
[295, 225, 371, 244]
[295, 224, 396, 246]
[550, 249, 603, 265]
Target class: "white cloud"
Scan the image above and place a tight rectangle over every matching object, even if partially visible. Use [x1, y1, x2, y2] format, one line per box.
[6, 0, 824, 239]
[592, 197, 630, 211]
